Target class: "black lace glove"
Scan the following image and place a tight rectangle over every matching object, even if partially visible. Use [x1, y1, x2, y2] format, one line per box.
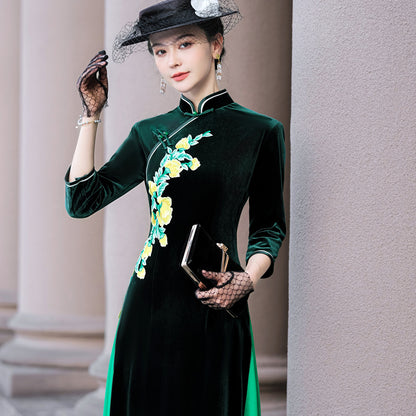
[195, 270, 254, 310]
[77, 50, 108, 117]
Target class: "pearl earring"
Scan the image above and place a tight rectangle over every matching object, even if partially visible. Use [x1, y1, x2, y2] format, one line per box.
[160, 77, 167, 94]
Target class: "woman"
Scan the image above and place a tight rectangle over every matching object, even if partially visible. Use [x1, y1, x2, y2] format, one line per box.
[65, 0, 286, 415]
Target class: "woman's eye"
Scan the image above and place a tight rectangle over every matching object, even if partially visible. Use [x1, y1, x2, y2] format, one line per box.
[155, 49, 166, 57]
[179, 42, 192, 49]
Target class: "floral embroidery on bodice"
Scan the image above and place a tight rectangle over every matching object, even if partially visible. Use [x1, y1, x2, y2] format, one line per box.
[134, 131, 212, 278]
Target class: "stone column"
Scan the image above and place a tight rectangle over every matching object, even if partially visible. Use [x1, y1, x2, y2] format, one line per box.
[288, 1, 416, 415]
[0, 0, 20, 346]
[0, 0, 106, 397]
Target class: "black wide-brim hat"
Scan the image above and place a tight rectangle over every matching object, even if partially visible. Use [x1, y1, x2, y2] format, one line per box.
[113, 0, 241, 62]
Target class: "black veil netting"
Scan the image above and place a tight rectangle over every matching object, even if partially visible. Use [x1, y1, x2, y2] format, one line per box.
[112, 0, 242, 63]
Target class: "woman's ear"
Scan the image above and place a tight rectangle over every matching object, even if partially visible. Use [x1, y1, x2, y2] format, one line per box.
[211, 33, 224, 59]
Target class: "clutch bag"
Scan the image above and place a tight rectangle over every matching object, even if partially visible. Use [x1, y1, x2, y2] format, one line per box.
[181, 224, 246, 318]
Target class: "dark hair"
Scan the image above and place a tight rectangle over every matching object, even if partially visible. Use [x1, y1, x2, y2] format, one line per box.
[147, 18, 225, 68]
[196, 18, 226, 69]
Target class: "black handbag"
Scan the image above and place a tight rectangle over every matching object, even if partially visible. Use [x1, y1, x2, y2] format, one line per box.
[181, 224, 246, 318]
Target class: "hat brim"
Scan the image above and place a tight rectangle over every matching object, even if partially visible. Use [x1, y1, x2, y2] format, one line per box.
[120, 9, 238, 47]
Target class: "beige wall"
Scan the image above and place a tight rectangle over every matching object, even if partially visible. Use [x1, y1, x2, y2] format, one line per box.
[289, 1, 416, 414]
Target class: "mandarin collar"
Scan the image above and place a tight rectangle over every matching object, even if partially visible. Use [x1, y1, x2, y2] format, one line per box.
[179, 89, 233, 115]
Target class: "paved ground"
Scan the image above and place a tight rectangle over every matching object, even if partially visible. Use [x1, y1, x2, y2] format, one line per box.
[0, 392, 84, 416]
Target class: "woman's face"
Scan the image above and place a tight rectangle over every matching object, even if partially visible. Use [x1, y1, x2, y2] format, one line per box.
[150, 25, 222, 98]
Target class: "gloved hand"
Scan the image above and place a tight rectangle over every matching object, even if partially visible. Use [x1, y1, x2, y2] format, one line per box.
[77, 50, 108, 117]
[195, 270, 254, 310]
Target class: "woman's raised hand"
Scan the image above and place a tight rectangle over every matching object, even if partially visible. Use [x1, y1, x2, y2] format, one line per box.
[195, 270, 254, 310]
[77, 50, 109, 118]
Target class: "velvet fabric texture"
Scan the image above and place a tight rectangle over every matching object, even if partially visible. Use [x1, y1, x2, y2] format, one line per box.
[65, 90, 286, 415]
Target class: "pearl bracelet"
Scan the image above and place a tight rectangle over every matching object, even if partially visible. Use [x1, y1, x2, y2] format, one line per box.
[76, 116, 101, 129]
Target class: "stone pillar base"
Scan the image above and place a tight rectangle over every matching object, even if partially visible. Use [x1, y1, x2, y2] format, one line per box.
[259, 355, 287, 416]
[0, 398, 20, 416]
[55, 386, 105, 416]
[261, 391, 287, 416]
[0, 337, 103, 369]
[0, 322, 14, 346]
[57, 352, 109, 416]
[0, 290, 17, 346]
[0, 362, 99, 397]
[0, 314, 104, 397]
[88, 352, 109, 379]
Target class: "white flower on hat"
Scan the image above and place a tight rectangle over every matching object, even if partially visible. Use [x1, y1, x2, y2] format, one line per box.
[191, 0, 221, 18]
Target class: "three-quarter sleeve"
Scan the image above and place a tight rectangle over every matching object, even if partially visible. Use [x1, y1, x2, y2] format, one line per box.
[245, 121, 286, 278]
[65, 124, 146, 218]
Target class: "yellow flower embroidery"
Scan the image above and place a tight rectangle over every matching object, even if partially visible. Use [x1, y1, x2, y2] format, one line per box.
[134, 131, 213, 279]
[159, 235, 168, 247]
[137, 268, 146, 278]
[190, 157, 201, 171]
[148, 180, 157, 196]
[156, 197, 173, 226]
[175, 137, 191, 150]
[142, 243, 153, 259]
[164, 159, 182, 178]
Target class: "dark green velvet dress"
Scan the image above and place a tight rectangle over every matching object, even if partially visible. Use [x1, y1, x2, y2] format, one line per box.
[65, 90, 286, 416]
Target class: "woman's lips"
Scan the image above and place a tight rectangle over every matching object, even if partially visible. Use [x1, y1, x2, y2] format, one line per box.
[171, 72, 190, 81]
